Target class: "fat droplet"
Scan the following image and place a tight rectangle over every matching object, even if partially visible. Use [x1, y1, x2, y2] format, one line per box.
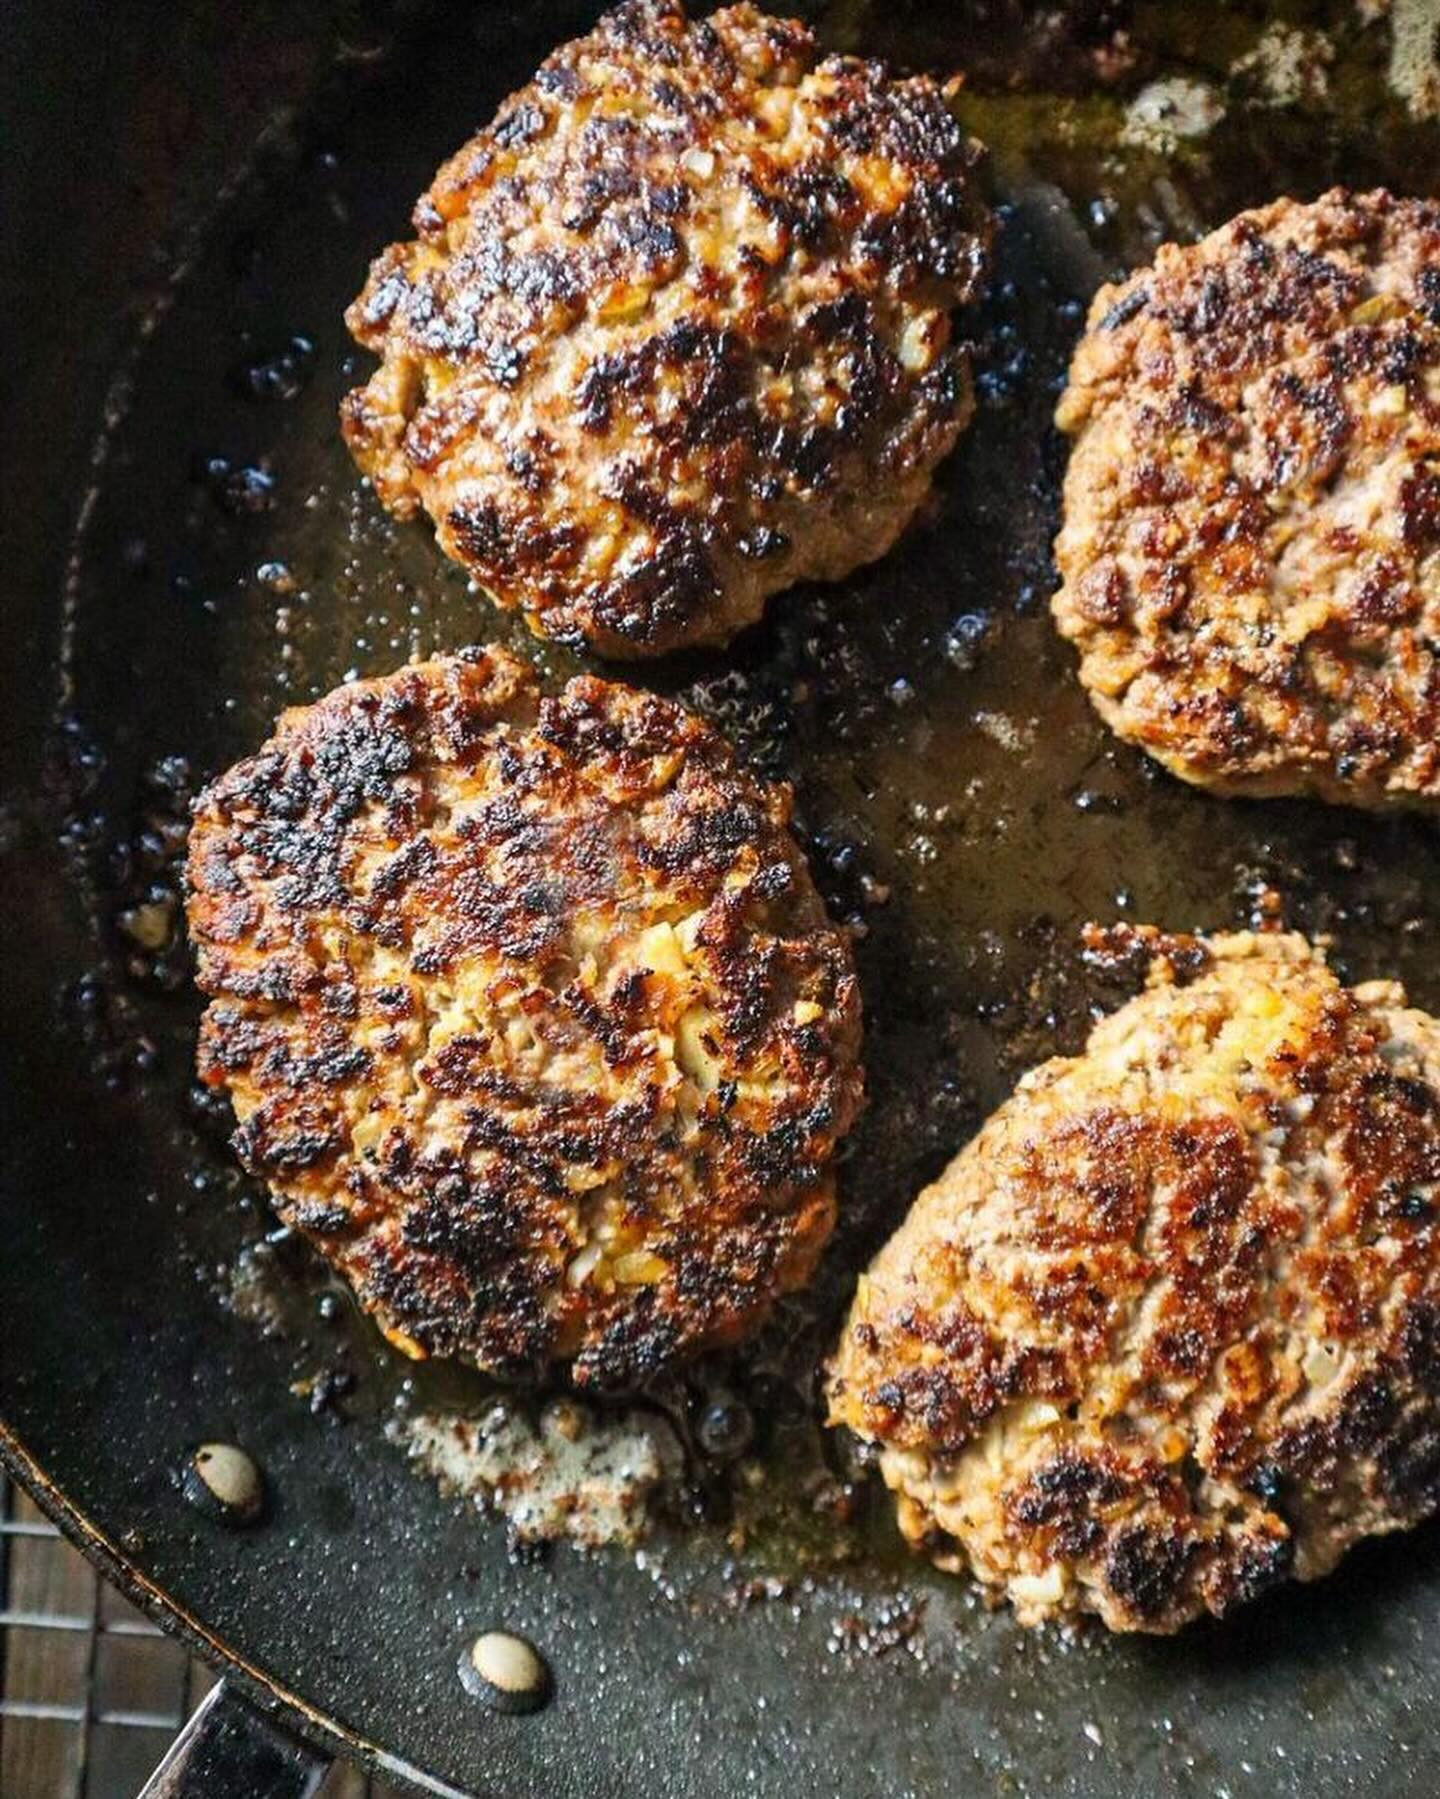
[696, 1395, 754, 1461]
[458, 1631, 552, 1714]
[180, 1443, 265, 1526]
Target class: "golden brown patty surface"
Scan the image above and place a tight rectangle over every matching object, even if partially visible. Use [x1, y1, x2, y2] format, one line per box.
[829, 928, 1440, 1632]
[187, 650, 863, 1387]
[1053, 188, 1440, 808]
[342, 0, 990, 657]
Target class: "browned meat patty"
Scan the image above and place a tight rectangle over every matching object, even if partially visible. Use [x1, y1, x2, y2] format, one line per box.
[187, 650, 863, 1387]
[1053, 188, 1440, 809]
[341, 0, 990, 658]
[829, 927, 1440, 1633]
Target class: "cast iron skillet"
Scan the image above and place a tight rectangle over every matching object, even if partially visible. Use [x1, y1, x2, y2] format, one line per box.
[4, 1, 1440, 1793]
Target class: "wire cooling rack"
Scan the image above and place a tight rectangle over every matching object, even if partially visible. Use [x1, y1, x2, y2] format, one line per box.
[0, 1476, 400, 1798]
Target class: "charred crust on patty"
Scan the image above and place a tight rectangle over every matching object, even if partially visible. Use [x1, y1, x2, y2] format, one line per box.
[1053, 188, 1440, 810]
[187, 648, 863, 1387]
[341, 0, 991, 657]
[829, 929, 1440, 1632]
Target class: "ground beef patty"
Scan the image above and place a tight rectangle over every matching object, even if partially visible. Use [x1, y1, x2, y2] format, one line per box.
[187, 650, 863, 1387]
[1053, 188, 1440, 809]
[341, 0, 990, 658]
[829, 928, 1440, 1633]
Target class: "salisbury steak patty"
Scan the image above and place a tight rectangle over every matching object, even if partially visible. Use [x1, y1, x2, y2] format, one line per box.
[829, 928, 1440, 1632]
[1053, 188, 1440, 808]
[341, 0, 990, 657]
[187, 650, 863, 1386]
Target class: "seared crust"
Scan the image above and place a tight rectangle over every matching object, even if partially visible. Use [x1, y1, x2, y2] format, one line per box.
[829, 929, 1440, 1632]
[187, 650, 863, 1387]
[1053, 188, 1440, 809]
[341, 0, 990, 657]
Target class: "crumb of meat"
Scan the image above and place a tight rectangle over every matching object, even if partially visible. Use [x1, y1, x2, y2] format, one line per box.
[1385, 0, 1440, 118]
[1119, 78, 1226, 150]
[1231, 26, 1334, 106]
[395, 1399, 683, 1546]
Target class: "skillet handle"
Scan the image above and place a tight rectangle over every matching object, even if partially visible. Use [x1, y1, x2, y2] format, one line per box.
[137, 1677, 332, 1798]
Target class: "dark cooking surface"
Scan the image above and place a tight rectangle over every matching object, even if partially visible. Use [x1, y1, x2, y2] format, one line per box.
[3, 2, 1440, 1794]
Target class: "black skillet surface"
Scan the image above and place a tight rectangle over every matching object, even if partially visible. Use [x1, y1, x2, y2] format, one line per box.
[4, 1, 1440, 1793]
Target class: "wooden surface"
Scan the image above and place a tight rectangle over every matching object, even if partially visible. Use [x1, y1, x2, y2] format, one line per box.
[0, 1482, 401, 1799]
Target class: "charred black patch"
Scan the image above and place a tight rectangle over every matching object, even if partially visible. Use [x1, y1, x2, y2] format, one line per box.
[235, 1111, 342, 1176]
[1009, 1450, 1130, 1548]
[1400, 1303, 1440, 1392]
[1099, 284, 1149, 334]
[1102, 1523, 1199, 1623]
[1206, 1528, 1293, 1614]
[1400, 463, 1440, 550]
